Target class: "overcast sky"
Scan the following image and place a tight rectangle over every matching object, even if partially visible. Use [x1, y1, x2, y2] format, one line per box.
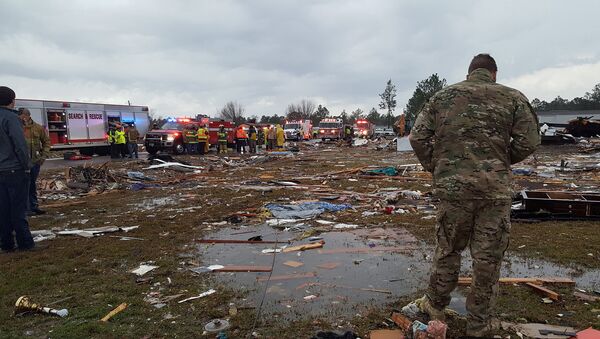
[2, 0, 599, 118]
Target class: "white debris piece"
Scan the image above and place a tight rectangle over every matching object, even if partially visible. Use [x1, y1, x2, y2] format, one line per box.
[177, 289, 217, 303]
[131, 264, 159, 276]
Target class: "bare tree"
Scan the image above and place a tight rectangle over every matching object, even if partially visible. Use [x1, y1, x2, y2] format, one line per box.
[218, 101, 245, 124]
[286, 99, 316, 120]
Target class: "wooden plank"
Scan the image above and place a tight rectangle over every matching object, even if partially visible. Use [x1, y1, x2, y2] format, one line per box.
[257, 272, 316, 282]
[214, 265, 272, 272]
[525, 283, 560, 301]
[196, 239, 290, 244]
[281, 241, 324, 253]
[458, 277, 575, 286]
[318, 246, 415, 255]
[573, 291, 600, 302]
[100, 303, 128, 322]
[42, 200, 86, 208]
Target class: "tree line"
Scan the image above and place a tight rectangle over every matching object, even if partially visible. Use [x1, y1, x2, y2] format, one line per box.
[152, 77, 600, 130]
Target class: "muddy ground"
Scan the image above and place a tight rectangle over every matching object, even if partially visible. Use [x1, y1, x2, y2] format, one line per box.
[1, 142, 599, 338]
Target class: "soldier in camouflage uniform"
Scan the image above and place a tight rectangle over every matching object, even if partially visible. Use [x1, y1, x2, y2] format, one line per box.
[408, 54, 540, 337]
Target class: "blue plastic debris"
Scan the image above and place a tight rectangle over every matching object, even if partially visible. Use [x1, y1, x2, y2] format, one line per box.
[265, 202, 352, 219]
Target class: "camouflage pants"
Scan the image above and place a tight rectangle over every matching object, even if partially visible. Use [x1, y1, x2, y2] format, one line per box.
[426, 199, 511, 331]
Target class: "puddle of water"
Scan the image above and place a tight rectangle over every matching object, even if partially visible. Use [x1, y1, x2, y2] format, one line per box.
[196, 224, 600, 320]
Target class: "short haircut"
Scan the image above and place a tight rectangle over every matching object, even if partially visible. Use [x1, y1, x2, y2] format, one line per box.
[18, 107, 31, 116]
[0, 86, 16, 106]
[468, 54, 497, 74]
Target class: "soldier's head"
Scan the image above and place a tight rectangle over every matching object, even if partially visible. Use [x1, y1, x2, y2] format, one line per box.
[18, 108, 32, 123]
[0, 86, 16, 109]
[468, 53, 497, 81]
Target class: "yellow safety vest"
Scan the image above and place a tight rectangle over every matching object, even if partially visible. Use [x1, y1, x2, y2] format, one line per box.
[114, 130, 126, 144]
[197, 128, 208, 141]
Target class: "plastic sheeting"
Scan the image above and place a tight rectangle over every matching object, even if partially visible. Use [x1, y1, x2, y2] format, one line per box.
[265, 202, 352, 219]
[363, 167, 398, 176]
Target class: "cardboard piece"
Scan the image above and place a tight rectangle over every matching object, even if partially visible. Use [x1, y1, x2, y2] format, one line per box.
[317, 262, 341, 270]
[370, 329, 405, 339]
[282, 261, 304, 268]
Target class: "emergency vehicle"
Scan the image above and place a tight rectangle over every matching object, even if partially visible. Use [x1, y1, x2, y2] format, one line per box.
[353, 119, 375, 138]
[283, 120, 312, 141]
[144, 116, 235, 155]
[317, 118, 344, 140]
[15, 99, 150, 156]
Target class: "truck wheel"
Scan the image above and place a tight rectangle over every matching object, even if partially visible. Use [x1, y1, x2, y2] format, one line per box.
[79, 148, 95, 156]
[94, 146, 110, 156]
[147, 147, 159, 155]
[174, 143, 185, 155]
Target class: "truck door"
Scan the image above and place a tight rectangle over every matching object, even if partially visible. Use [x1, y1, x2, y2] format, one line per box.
[87, 111, 106, 142]
[66, 110, 88, 142]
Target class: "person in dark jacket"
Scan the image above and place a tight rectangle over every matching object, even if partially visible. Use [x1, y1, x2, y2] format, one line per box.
[0, 86, 35, 252]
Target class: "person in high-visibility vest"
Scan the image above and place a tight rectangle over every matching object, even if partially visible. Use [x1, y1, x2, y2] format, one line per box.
[235, 125, 248, 154]
[276, 124, 285, 149]
[217, 125, 228, 154]
[197, 124, 209, 155]
[248, 125, 257, 153]
[184, 124, 198, 154]
[108, 126, 119, 159]
[110, 124, 127, 159]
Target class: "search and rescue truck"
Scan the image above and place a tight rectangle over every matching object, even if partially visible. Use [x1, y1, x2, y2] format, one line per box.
[144, 117, 235, 155]
[317, 118, 344, 140]
[353, 119, 375, 138]
[284, 120, 313, 141]
[15, 99, 150, 156]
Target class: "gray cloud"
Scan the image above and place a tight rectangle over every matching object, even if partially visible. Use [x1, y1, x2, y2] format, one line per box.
[2, 0, 599, 117]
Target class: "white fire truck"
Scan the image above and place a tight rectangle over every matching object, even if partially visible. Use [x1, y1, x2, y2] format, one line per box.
[284, 120, 312, 141]
[15, 99, 150, 156]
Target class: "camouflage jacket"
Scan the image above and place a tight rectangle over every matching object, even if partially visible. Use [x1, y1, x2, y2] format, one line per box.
[22, 118, 51, 165]
[409, 68, 540, 200]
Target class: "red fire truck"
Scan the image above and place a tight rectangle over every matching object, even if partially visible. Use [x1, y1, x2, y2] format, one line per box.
[317, 118, 344, 140]
[144, 116, 235, 155]
[15, 99, 150, 156]
[353, 119, 375, 138]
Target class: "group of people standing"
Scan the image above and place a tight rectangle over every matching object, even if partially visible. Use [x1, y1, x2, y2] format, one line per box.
[183, 124, 210, 155]
[108, 123, 140, 159]
[182, 123, 287, 155]
[0, 86, 48, 252]
[235, 123, 285, 154]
